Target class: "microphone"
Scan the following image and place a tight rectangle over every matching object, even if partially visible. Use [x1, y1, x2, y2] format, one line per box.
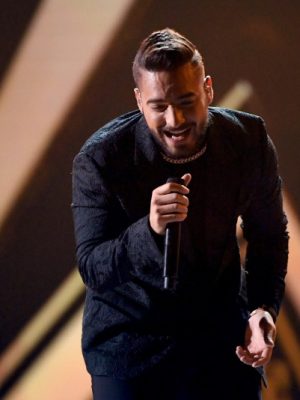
[163, 177, 184, 290]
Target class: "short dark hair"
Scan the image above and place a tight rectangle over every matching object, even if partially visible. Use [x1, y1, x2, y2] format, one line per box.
[132, 28, 203, 86]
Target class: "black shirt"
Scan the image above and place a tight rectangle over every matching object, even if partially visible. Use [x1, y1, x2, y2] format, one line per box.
[71, 107, 288, 378]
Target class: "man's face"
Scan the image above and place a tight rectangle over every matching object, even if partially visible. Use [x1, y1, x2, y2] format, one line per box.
[134, 62, 213, 158]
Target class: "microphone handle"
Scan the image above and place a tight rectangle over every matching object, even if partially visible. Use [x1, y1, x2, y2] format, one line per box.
[163, 177, 184, 289]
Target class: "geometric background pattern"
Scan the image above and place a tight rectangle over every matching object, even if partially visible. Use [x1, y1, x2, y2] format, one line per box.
[0, 1, 299, 398]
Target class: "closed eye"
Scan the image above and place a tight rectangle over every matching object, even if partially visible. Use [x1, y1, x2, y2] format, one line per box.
[179, 100, 195, 107]
[151, 104, 168, 112]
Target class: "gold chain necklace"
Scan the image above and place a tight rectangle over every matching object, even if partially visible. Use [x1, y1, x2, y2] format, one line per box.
[161, 144, 207, 164]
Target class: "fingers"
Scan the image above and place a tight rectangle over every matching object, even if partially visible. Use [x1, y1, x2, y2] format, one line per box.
[149, 175, 191, 235]
[235, 346, 262, 366]
[251, 346, 273, 367]
[155, 191, 189, 207]
[236, 308, 276, 368]
[181, 173, 192, 187]
[247, 345, 273, 367]
[152, 197, 189, 224]
[236, 345, 274, 367]
[155, 180, 190, 196]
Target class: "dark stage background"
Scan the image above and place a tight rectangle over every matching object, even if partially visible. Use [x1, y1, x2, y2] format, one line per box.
[0, 1, 299, 398]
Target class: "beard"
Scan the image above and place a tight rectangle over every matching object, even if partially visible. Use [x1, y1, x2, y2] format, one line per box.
[150, 116, 210, 159]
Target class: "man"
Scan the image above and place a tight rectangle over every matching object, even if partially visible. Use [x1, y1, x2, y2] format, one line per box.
[72, 28, 288, 399]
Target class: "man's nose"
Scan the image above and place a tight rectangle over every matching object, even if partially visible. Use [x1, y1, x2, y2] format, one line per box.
[165, 106, 186, 128]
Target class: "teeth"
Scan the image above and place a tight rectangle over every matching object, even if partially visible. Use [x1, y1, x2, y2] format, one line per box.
[168, 128, 189, 136]
[164, 128, 190, 140]
[171, 135, 185, 141]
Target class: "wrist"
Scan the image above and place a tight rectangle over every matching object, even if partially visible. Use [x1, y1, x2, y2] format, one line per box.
[249, 305, 277, 323]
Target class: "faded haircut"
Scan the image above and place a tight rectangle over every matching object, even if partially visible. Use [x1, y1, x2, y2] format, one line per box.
[132, 28, 204, 86]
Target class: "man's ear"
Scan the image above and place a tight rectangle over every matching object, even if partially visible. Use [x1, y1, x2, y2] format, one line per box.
[134, 88, 143, 113]
[204, 75, 214, 105]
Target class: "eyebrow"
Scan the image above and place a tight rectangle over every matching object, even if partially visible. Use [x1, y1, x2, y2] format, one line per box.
[146, 92, 196, 105]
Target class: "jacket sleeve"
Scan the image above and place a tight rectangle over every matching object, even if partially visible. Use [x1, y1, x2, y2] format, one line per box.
[71, 151, 164, 292]
[241, 119, 289, 320]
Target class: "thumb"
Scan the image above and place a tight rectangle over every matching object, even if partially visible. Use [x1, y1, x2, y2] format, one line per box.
[265, 329, 275, 346]
[260, 315, 276, 346]
[181, 173, 192, 187]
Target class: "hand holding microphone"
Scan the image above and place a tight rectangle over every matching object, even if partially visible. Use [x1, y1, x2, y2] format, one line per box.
[149, 173, 191, 235]
[149, 174, 191, 289]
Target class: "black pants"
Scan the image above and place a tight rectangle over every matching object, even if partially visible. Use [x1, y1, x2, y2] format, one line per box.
[92, 358, 262, 400]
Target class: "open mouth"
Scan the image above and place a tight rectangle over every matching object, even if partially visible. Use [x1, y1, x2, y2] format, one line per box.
[163, 128, 191, 143]
[169, 135, 186, 142]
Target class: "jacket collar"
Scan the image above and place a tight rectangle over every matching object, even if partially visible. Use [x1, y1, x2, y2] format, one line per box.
[133, 115, 162, 166]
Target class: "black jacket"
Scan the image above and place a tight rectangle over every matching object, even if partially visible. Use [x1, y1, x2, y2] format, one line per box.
[72, 107, 288, 378]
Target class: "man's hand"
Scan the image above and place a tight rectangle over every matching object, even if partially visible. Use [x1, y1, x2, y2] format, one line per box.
[149, 173, 192, 235]
[236, 308, 276, 367]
